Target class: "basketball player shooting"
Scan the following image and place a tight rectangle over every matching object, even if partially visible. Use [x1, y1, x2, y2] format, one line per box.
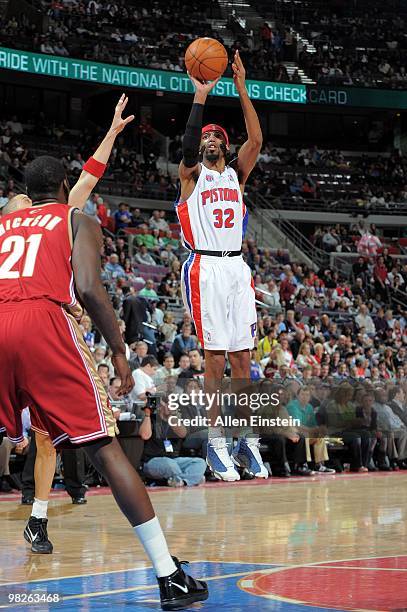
[177, 50, 267, 481]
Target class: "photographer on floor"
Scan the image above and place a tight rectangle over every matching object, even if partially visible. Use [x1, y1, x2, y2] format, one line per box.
[139, 396, 206, 487]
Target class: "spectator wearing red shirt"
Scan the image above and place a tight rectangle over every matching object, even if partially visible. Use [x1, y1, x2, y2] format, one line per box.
[374, 256, 389, 301]
[280, 271, 296, 306]
[96, 196, 109, 228]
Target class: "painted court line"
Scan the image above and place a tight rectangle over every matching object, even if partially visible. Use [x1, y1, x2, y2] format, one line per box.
[0, 568, 276, 608]
[1, 554, 405, 609]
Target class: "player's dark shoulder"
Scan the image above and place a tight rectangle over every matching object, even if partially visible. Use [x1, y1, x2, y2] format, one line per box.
[71, 209, 100, 241]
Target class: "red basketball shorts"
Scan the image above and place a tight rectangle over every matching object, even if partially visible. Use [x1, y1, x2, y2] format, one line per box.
[0, 300, 116, 446]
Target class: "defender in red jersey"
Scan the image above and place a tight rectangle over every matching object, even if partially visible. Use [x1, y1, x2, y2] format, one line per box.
[0, 153, 207, 609]
[0, 94, 138, 556]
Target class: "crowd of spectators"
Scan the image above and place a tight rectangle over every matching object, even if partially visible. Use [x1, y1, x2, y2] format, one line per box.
[252, 143, 407, 210]
[89, 224, 407, 480]
[0, 0, 221, 72]
[0, 112, 178, 202]
[255, 0, 407, 88]
[2, 0, 407, 88]
[3, 196, 407, 493]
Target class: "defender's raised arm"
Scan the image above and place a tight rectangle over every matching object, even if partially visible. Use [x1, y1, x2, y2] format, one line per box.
[69, 94, 134, 209]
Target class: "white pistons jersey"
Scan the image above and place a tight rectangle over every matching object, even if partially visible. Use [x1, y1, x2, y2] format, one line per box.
[177, 163, 256, 352]
[176, 164, 248, 252]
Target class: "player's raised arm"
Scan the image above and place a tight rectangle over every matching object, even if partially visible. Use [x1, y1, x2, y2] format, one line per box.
[71, 211, 133, 396]
[232, 51, 263, 186]
[68, 94, 134, 209]
[179, 75, 220, 189]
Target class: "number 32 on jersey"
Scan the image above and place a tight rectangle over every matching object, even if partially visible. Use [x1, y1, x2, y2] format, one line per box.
[213, 208, 235, 228]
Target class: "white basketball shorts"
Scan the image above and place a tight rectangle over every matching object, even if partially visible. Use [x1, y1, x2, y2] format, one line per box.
[181, 253, 257, 352]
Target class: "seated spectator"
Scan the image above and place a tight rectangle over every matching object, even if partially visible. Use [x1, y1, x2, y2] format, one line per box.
[352, 257, 368, 281]
[98, 363, 110, 389]
[286, 386, 335, 473]
[388, 386, 407, 429]
[128, 340, 149, 370]
[373, 256, 389, 301]
[158, 272, 180, 297]
[80, 314, 95, 349]
[322, 228, 340, 252]
[318, 383, 372, 472]
[136, 225, 159, 250]
[374, 386, 407, 470]
[105, 253, 126, 279]
[274, 337, 294, 368]
[114, 202, 132, 232]
[149, 209, 169, 232]
[93, 345, 108, 367]
[178, 348, 205, 381]
[139, 279, 158, 299]
[160, 312, 178, 344]
[159, 230, 179, 250]
[355, 304, 376, 335]
[130, 207, 145, 227]
[155, 353, 177, 387]
[257, 325, 278, 362]
[257, 383, 315, 476]
[134, 245, 157, 266]
[139, 397, 206, 487]
[250, 349, 264, 381]
[96, 196, 109, 228]
[130, 355, 159, 403]
[175, 354, 191, 376]
[296, 342, 319, 368]
[171, 324, 197, 364]
[279, 271, 296, 306]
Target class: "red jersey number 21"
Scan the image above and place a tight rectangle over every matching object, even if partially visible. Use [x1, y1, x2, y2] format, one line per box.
[0, 234, 43, 279]
[213, 208, 235, 228]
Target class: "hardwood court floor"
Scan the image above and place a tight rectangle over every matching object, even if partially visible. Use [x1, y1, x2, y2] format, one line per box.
[0, 472, 407, 611]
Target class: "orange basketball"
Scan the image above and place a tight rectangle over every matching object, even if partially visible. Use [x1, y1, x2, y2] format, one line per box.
[185, 37, 228, 81]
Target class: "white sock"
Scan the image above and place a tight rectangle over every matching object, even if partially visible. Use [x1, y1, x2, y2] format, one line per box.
[32, 498, 48, 519]
[134, 516, 177, 577]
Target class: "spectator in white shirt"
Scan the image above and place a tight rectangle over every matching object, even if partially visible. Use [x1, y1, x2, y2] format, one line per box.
[355, 304, 376, 335]
[131, 355, 159, 403]
[135, 245, 157, 266]
[154, 353, 177, 387]
[149, 210, 169, 232]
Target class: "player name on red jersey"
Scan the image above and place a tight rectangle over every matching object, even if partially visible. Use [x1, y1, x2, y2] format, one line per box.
[0, 213, 63, 236]
[201, 187, 239, 206]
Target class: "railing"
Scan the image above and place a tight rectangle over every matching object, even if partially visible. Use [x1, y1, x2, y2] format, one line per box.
[257, 194, 407, 217]
[247, 191, 329, 269]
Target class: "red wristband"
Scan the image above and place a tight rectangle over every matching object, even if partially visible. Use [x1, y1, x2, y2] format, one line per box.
[83, 156, 106, 178]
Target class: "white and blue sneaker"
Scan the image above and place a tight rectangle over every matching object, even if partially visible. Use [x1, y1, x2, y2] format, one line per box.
[232, 437, 269, 479]
[207, 437, 240, 481]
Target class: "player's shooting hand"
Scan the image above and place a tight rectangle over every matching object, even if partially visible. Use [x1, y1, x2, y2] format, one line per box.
[112, 352, 134, 396]
[188, 73, 221, 101]
[109, 94, 135, 136]
[232, 50, 246, 92]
